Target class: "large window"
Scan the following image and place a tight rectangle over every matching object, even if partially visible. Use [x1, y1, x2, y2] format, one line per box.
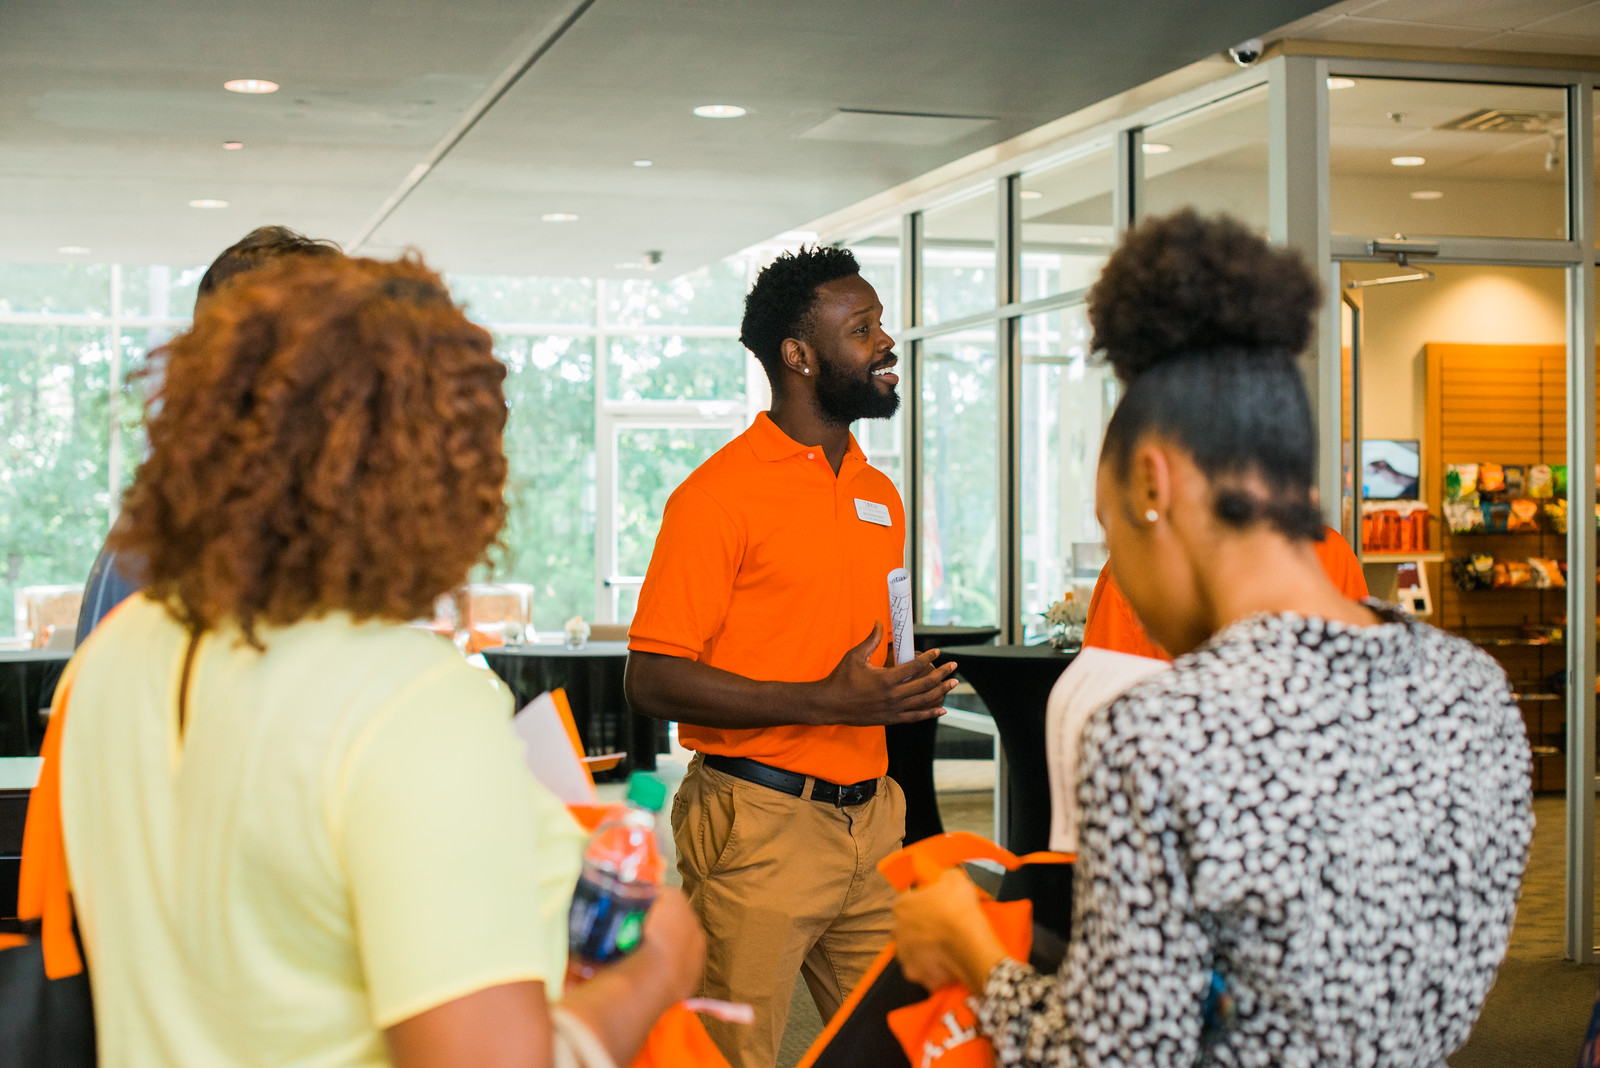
[918, 329, 999, 625]
[0, 257, 761, 638]
[1019, 308, 1113, 643]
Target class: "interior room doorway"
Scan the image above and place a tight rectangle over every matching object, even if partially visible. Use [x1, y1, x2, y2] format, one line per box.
[1337, 259, 1594, 965]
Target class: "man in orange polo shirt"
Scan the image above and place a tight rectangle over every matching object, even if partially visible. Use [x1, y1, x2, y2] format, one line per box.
[1084, 526, 1369, 658]
[626, 246, 958, 1068]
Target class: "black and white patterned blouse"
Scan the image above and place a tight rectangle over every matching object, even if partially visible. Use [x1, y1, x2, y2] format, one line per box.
[977, 605, 1533, 1067]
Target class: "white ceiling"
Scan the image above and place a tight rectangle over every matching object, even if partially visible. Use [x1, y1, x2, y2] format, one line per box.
[9, 0, 1600, 281]
[1272, 0, 1600, 53]
[0, 0, 1338, 279]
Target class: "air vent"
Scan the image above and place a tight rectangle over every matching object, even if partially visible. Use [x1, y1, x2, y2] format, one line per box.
[798, 109, 995, 147]
[1438, 108, 1563, 134]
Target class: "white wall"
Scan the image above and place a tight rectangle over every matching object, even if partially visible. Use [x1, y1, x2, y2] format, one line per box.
[1343, 263, 1568, 440]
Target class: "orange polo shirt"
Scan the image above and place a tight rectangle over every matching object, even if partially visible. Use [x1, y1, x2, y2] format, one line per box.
[1083, 527, 1370, 661]
[628, 412, 904, 783]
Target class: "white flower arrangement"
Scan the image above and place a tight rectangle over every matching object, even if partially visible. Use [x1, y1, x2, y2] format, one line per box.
[1042, 590, 1087, 627]
[563, 615, 591, 647]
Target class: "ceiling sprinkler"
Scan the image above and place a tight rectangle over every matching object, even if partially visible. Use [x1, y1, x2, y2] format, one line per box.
[643, 250, 663, 269]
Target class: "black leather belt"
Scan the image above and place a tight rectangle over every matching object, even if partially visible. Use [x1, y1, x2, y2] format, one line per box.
[703, 754, 878, 808]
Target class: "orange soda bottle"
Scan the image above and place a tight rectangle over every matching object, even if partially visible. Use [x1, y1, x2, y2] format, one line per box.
[565, 772, 668, 985]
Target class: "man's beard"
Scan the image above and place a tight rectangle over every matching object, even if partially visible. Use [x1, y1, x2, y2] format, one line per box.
[814, 351, 899, 426]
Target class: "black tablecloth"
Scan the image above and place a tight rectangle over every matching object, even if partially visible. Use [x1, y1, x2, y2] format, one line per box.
[934, 643, 1077, 853]
[886, 625, 1002, 843]
[481, 642, 663, 780]
[0, 651, 70, 758]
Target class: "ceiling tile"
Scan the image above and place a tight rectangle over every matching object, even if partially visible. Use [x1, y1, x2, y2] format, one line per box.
[1301, 15, 1510, 47]
[1352, 0, 1589, 31]
[1470, 29, 1600, 53]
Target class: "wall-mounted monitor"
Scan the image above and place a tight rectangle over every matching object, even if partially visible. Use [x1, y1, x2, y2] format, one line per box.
[1362, 439, 1420, 500]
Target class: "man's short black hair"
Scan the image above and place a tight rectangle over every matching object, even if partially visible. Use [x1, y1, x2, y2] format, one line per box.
[197, 226, 342, 300]
[739, 245, 861, 392]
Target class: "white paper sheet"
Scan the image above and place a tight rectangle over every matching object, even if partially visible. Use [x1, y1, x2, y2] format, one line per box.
[512, 690, 599, 805]
[887, 567, 914, 666]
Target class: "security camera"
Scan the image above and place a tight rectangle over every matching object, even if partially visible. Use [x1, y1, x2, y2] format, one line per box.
[1228, 38, 1263, 66]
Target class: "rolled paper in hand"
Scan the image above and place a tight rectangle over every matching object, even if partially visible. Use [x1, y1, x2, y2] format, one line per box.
[887, 567, 914, 666]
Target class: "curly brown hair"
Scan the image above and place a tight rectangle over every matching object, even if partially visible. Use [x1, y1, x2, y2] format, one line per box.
[112, 254, 508, 644]
[1088, 208, 1317, 383]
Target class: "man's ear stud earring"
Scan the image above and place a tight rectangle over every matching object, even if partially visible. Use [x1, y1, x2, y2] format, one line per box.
[1145, 509, 1159, 523]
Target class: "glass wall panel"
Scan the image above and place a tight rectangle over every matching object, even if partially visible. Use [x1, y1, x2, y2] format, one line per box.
[922, 186, 997, 327]
[450, 275, 595, 325]
[0, 264, 112, 316]
[1019, 308, 1113, 642]
[114, 326, 179, 496]
[495, 334, 597, 629]
[0, 325, 113, 637]
[1020, 145, 1115, 302]
[606, 260, 750, 328]
[1142, 85, 1270, 232]
[606, 335, 746, 401]
[919, 329, 998, 624]
[613, 425, 736, 619]
[1331, 78, 1566, 240]
[122, 265, 205, 319]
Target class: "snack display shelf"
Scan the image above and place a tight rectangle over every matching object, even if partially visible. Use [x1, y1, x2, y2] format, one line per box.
[1512, 692, 1563, 702]
[1470, 637, 1564, 648]
[1362, 552, 1445, 563]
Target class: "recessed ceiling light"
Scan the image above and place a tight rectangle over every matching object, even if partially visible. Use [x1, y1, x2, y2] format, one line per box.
[223, 78, 279, 95]
[1142, 142, 1173, 155]
[614, 261, 646, 269]
[222, 140, 244, 150]
[693, 104, 746, 119]
[189, 199, 230, 209]
[1390, 155, 1426, 167]
[633, 159, 654, 167]
[1327, 76, 1356, 90]
[541, 212, 579, 222]
[1019, 190, 1043, 200]
[57, 246, 90, 255]
[1410, 190, 1444, 200]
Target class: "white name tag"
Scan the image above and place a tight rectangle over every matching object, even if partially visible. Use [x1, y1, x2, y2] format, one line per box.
[855, 499, 892, 526]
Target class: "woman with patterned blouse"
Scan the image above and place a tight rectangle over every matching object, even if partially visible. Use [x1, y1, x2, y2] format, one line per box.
[892, 209, 1533, 1067]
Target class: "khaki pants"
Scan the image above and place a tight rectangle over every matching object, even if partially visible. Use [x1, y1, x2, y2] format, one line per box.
[671, 754, 905, 1068]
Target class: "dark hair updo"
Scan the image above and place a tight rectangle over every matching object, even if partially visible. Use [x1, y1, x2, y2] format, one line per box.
[1089, 209, 1324, 540]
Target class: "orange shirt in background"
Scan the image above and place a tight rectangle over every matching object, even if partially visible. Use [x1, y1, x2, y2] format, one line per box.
[628, 413, 905, 783]
[1083, 527, 1370, 662]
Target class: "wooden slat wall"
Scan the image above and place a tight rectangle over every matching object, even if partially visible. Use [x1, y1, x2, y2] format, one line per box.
[1425, 342, 1572, 791]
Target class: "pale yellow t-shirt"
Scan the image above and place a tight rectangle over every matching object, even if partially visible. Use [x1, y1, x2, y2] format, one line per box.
[59, 596, 584, 1067]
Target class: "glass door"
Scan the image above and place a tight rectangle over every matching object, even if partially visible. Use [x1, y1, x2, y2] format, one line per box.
[1340, 258, 1573, 961]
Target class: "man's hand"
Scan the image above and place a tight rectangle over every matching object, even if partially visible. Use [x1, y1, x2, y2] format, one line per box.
[809, 622, 958, 726]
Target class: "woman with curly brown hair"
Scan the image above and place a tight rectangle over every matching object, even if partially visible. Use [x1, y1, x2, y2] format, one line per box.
[892, 210, 1532, 1066]
[53, 253, 703, 1067]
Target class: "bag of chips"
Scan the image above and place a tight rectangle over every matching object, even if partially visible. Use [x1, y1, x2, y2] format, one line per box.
[1508, 499, 1540, 532]
[1529, 558, 1567, 589]
[1493, 560, 1532, 588]
[1445, 463, 1479, 502]
[1529, 465, 1554, 499]
[1445, 500, 1485, 534]
[1479, 463, 1506, 493]
[1482, 501, 1511, 533]
[1504, 466, 1526, 496]
[1451, 555, 1495, 592]
[1545, 499, 1569, 534]
[1554, 465, 1569, 497]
